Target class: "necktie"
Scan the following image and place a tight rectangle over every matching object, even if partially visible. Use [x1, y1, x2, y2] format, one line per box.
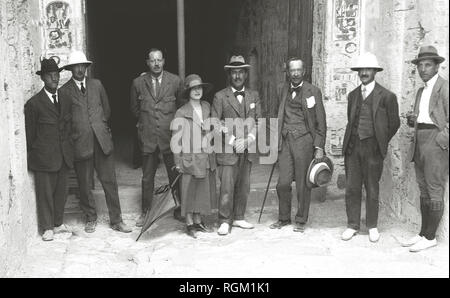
[52, 94, 60, 112]
[80, 82, 86, 94]
[361, 86, 367, 100]
[291, 85, 301, 99]
[154, 79, 161, 97]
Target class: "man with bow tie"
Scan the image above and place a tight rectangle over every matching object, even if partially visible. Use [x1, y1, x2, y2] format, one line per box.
[211, 55, 262, 236]
[270, 57, 327, 233]
[341, 52, 400, 243]
[25, 57, 73, 241]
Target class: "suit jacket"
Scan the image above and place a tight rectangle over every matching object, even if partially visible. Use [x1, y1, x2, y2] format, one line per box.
[59, 77, 113, 160]
[172, 100, 216, 178]
[342, 82, 400, 158]
[130, 71, 184, 154]
[277, 81, 326, 151]
[24, 88, 73, 172]
[409, 76, 449, 160]
[211, 87, 262, 166]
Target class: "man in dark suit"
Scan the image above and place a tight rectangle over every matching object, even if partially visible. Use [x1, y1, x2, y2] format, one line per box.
[25, 58, 73, 241]
[402, 46, 448, 252]
[211, 55, 262, 236]
[130, 48, 184, 227]
[341, 52, 400, 242]
[269, 57, 327, 233]
[59, 51, 131, 233]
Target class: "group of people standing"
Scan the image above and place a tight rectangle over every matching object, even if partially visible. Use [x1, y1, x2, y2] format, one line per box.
[25, 45, 448, 253]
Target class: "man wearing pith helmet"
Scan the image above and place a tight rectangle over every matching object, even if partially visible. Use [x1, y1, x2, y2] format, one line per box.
[402, 45, 448, 252]
[211, 55, 262, 236]
[341, 52, 400, 243]
[59, 50, 131, 234]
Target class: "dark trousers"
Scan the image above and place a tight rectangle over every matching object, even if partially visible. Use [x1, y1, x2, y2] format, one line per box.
[414, 128, 448, 240]
[141, 146, 179, 213]
[276, 133, 314, 224]
[345, 136, 384, 230]
[74, 137, 122, 224]
[34, 164, 69, 232]
[218, 154, 251, 224]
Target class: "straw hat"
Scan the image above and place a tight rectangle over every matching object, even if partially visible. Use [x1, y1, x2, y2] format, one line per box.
[224, 55, 251, 70]
[306, 156, 334, 189]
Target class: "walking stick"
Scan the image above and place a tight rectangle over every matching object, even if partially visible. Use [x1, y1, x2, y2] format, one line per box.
[258, 162, 277, 223]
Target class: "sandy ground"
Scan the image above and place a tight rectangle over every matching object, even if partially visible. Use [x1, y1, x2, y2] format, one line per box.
[16, 193, 449, 278]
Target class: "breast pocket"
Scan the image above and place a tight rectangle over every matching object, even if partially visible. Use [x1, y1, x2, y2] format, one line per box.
[161, 96, 177, 114]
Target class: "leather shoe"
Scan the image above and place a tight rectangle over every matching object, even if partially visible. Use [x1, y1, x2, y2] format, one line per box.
[186, 225, 198, 239]
[293, 222, 306, 233]
[85, 221, 97, 233]
[269, 220, 291, 229]
[232, 220, 254, 229]
[135, 213, 145, 227]
[194, 222, 213, 233]
[341, 228, 358, 241]
[111, 222, 132, 233]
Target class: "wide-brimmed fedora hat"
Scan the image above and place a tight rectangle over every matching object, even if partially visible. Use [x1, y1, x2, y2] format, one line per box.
[411, 45, 445, 65]
[351, 52, 383, 72]
[224, 55, 251, 70]
[36, 57, 63, 75]
[182, 74, 213, 98]
[306, 156, 334, 189]
[64, 51, 92, 69]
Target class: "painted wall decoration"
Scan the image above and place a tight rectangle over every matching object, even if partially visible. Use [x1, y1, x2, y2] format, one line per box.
[45, 1, 72, 49]
[333, 0, 359, 42]
[333, 68, 358, 102]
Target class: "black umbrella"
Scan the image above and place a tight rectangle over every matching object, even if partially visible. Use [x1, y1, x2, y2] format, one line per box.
[136, 173, 182, 241]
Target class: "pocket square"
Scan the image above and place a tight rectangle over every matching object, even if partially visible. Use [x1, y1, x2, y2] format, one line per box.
[250, 103, 256, 109]
[306, 96, 316, 108]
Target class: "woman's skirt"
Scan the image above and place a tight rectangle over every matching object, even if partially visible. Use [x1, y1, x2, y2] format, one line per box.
[181, 170, 217, 216]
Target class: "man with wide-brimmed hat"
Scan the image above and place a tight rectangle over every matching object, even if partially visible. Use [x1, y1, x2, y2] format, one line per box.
[341, 52, 400, 242]
[211, 55, 262, 236]
[59, 50, 131, 234]
[270, 57, 327, 233]
[130, 48, 184, 227]
[402, 46, 448, 252]
[25, 57, 73, 241]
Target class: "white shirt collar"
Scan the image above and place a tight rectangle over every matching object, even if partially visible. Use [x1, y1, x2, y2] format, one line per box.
[424, 73, 439, 89]
[231, 86, 245, 93]
[43, 88, 57, 103]
[290, 81, 304, 89]
[361, 80, 376, 95]
[151, 72, 163, 83]
[73, 77, 86, 88]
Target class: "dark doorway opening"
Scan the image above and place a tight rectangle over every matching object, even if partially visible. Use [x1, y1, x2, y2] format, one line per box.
[86, 0, 244, 165]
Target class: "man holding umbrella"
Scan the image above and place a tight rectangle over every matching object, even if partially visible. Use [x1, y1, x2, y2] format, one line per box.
[59, 51, 131, 234]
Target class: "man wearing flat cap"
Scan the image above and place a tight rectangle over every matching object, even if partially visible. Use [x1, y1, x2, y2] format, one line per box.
[59, 50, 131, 234]
[211, 55, 262, 236]
[130, 48, 184, 227]
[402, 46, 448, 252]
[25, 57, 73, 241]
[341, 52, 400, 243]
[270, 57, 327, 233]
